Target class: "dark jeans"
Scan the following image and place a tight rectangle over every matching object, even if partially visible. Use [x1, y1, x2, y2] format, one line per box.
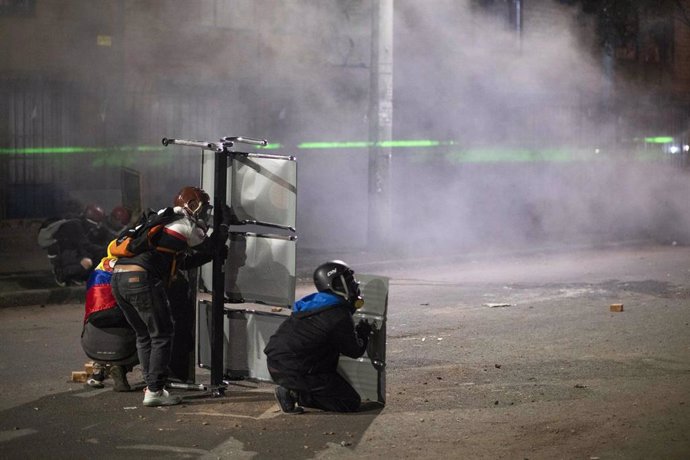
[268, 366, 361, 412]
[111, 271, 173, 392]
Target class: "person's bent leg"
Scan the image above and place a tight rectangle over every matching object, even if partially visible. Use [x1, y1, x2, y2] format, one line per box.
[109, 365, 131, 392]
[112, 273, 152, 377]
[113, 271, 180, 406]
[299, 372, 361, 412]
[267, 367, 306, 414]
[132, 276, 180, 407]
[140, 277, 174, 392]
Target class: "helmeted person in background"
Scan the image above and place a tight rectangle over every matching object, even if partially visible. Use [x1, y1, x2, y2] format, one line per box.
[81, 204, 112, 260]
[111, 186, 229, 407]
[264, 260, 372, 414]
[37, 203, 109, 286]
[104, 205, 132, 240]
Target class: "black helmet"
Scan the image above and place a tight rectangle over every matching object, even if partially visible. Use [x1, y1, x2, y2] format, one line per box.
[313, 260, 364, 308]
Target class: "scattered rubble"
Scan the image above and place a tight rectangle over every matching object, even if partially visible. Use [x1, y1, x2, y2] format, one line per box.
[610, 303, 624, 312]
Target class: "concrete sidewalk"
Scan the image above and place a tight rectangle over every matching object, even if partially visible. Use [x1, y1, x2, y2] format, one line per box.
[0, 271, 86, 308]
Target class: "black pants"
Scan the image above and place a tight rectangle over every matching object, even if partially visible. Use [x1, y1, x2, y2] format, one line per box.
[52, 249, 91, 283]
[269, 367, 361, 413]
[167, 276, 195, 382]
[111, 271, 173, 392]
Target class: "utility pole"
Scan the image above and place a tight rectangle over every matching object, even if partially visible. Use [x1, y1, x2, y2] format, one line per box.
[368, 0, 394, 249]
[509, 0, 523, 50]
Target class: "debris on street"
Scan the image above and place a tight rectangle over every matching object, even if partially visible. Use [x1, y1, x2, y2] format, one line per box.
[610, 303, 624, 312]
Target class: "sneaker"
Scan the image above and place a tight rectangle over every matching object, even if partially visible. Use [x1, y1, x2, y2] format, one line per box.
[143, 388, 182, 407]
[274, 386, 304, 414]
[87, 366, 105, 388]
[53, 270, 66, 288]
[86, 378, 105, 388]
[109, 365, 131, 392]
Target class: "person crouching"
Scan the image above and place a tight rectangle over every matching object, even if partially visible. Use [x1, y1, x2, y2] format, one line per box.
[264, 260, 372, 414]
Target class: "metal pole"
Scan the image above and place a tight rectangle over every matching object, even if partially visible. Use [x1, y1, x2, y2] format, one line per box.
[210, 149, 228, 391]
[509, 0, 523, 50]
[368, 0, 394, 249]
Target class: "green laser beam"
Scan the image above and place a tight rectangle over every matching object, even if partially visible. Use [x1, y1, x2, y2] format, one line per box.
[644, 136, 674, 144]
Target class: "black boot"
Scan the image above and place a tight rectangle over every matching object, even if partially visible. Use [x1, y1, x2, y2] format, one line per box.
[274, 386, 304, 414]
[110, 365, 131, 392]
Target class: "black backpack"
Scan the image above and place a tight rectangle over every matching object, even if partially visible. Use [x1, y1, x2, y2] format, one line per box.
[109, 207, 183, 258]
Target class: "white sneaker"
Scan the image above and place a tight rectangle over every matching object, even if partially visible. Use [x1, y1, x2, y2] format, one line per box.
[86, 378, 104, 388]
[143, 388, 182, 407]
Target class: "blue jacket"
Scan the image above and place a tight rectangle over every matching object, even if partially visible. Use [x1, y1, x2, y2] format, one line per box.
[293, 291, 355, 314]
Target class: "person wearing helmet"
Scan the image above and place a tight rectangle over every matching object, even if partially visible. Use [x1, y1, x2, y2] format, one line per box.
[264, 260, 372, 414]
[104, 205, 132, 240]
[38, 203, 109, 286]
[111, 186, 229, 407]
[81, 204, 113, 260]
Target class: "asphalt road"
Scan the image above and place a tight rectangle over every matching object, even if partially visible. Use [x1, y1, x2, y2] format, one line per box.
[0, 242, 689, 459]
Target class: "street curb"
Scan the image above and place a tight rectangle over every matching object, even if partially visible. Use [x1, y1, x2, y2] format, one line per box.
[0, 286, 85, 308]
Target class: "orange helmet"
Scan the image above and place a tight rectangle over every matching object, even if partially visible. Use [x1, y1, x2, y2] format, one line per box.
[83, 204, 106, 225]
[174, 186, 211, 218]
[110, 206, 131, 226]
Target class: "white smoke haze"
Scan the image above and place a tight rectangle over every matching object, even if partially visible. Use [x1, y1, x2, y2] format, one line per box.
[203, 0, 687, 256]
[365, 0, 690, 258]
[118, 0, 690, 258]
[9, 1, 686, 257]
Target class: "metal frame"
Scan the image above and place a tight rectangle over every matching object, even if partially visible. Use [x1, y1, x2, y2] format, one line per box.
[163, 135, 267, 394]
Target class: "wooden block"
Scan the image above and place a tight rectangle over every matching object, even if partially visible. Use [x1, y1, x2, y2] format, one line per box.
[610, 303, 624, 312]
[71, 371, 88, 383]
[84, 362, 95, 375]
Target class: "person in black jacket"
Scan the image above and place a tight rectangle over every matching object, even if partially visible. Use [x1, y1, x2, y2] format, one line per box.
[264, 260, 372, 414]
[38, 203, 109, 286]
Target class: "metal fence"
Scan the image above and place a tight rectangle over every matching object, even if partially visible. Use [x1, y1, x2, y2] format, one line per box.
[0, 78, 243, 219]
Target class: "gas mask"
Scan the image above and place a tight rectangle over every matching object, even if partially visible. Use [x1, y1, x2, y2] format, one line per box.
[197, 203, 213, 227]
[351, 281, 365, 309]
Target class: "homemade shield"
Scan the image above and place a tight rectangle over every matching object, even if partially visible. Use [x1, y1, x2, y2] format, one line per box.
[199, 150, 297, 306]
[197, 275, 389, 404]
[337, 274, 389, 404]
[230, 153, 297, 230]
[200, 150, 296, 230]
[224, 232, 297, 307]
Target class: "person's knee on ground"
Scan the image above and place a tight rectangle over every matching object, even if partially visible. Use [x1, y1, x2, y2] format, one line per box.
[297, 389, 362, 413]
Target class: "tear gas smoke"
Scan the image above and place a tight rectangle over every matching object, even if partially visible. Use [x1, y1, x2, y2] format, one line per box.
[295, 0, 690, 255]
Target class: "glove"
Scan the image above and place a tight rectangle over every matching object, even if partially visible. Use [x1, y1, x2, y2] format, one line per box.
[197, 219, 209, 233]
[355, 319, 372, 340]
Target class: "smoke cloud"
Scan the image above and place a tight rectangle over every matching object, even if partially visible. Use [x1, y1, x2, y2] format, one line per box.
[8, 1, 687, 256]
[295, 0, 690, 255]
